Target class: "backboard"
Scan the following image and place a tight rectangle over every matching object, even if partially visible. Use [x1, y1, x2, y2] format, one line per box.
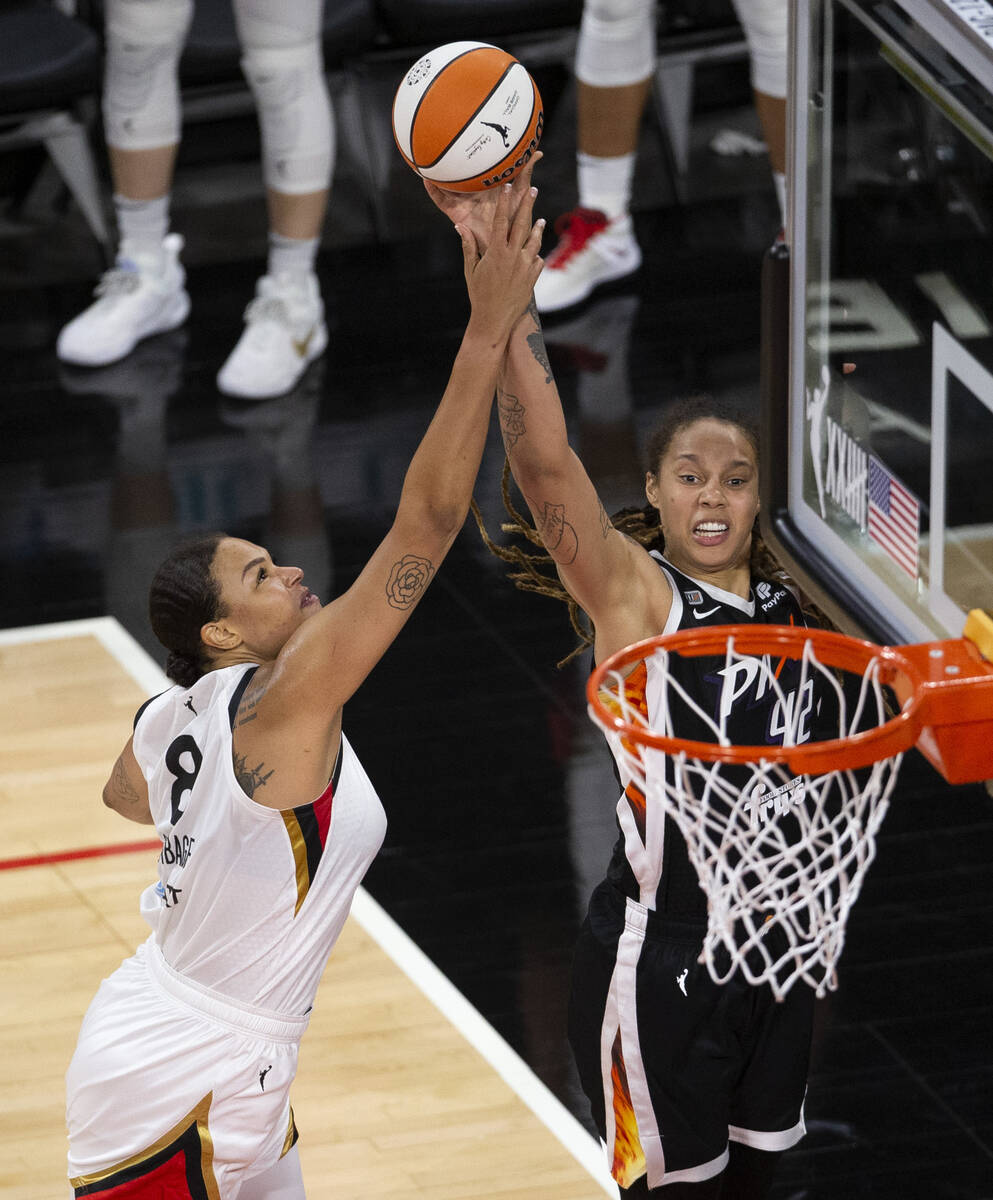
[761, 0, 993, 645]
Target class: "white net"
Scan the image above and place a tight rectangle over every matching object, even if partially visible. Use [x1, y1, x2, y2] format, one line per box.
[590, 633, 905, 1000]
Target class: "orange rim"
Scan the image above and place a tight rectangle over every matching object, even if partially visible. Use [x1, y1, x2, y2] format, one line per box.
[586, 625, 926, 774]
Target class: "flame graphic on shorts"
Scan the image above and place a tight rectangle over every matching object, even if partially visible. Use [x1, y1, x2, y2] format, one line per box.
[599, 662, 649, 843]
[609, 1027, 647, 1187]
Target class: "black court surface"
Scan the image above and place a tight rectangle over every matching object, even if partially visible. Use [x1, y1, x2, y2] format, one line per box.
[1, 48, 991, 1200]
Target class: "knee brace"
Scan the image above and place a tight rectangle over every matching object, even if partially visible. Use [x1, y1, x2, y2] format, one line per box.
[235, 0, 334, 194]
[576, 0, 657, 89]
[730, 0, 788, 99]
[103, 0, 193, 150]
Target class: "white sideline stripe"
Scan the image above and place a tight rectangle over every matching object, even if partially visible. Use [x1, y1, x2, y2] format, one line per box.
[351, 886, 617, 1195]
[1, 616, 618, 1196]
[0, 615, 168, 695]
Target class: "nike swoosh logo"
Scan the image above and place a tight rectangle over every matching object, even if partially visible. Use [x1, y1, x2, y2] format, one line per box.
[292, 326, 316, 358]
[692, 606, 720, 619]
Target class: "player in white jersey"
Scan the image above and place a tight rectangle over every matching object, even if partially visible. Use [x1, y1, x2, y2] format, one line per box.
[425, 182, 821, 1198]
[65, 172, 546, 1200]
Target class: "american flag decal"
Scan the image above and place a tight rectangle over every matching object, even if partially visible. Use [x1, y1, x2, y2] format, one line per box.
[867, 455, 920, 579]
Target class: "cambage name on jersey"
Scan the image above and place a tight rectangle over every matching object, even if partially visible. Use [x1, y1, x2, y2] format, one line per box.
[159, 832, 195, 867]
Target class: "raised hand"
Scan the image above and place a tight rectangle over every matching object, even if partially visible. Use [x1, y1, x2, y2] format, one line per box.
[457, 177, 544, 344]
[425, 152, 543, 254]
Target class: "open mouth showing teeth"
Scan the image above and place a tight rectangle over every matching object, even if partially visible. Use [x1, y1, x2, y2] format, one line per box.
[694, 523, 728, 535]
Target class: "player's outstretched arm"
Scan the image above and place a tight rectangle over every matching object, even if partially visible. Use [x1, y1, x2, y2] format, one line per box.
[497, 292, 652, 649]
[426, 159, 647, 643]
[266, 185, 544, 722]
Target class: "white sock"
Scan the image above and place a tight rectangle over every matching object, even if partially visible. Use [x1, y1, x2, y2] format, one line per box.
[773, 170, 787, 228]
[577, 151, 636, 222]
[268, 233, 319, 284]
[115, 194, 170, 268]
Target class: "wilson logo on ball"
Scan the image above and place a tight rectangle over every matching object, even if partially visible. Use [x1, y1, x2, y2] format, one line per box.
[392, 41, 544, 193]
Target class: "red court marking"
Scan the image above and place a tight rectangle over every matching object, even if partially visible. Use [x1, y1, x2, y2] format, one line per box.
[0, 840, 159, 872]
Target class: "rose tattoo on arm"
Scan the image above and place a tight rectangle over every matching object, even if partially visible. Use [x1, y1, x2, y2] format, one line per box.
[386, 554, 435, 610]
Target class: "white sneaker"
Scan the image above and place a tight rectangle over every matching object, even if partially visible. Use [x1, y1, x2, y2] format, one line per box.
[533, 208, 642, 313]
[56, 234, 190, 366]
[216, 272, 328, 400]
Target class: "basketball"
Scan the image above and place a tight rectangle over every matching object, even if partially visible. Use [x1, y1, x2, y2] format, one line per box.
[392, 41, 543, 193]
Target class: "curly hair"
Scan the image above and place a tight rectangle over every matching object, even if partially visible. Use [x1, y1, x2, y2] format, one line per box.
[148, 532, 228, 687]
[472, 398, 829, 664]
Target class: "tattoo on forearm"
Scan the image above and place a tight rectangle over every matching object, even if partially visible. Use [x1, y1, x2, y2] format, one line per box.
[598, 498, 613, 539]
[112, 757, 141, 806]
[526, 297, 541, 328]
[526, 330, 552, 383]
[234, 753, 275, 797]
[386, 554, 435, 610]
[529, 495, 579, 565]
[498, 388, 527, 450]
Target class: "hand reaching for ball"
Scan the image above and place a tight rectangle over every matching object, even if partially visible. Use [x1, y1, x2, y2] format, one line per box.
[455, 175, 545, 346]
[424, 151, 544, 254]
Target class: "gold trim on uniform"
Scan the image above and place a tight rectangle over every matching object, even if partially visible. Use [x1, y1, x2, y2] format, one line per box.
[280, 1106, 299, 1157]
[69, 1092, 219, 1198]
[280, 809, 311, 914]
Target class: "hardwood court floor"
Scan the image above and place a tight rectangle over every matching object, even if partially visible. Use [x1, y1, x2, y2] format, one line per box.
[0, 624, 612, 1199]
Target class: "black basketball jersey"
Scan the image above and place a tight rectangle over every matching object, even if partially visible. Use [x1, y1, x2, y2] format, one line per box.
[604, 554, 814, 920]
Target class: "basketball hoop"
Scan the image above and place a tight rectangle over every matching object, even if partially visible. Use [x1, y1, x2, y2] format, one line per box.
[586, 617, 993, 1000]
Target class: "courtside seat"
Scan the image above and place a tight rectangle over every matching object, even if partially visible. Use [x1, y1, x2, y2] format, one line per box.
[0, 0, 109, 249]
[372, 0, 582, 47]
[651, 0, 750, 196]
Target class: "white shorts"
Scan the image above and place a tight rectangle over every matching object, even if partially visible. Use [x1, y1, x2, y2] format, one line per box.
[67, 940, 307, 1198]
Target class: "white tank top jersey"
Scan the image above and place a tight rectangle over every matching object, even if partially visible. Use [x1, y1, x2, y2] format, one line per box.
[132, 664, 387, 1017]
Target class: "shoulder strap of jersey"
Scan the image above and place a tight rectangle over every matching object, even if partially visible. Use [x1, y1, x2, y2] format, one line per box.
[227, 665, 260, 730]
[133, 690, 168, 731]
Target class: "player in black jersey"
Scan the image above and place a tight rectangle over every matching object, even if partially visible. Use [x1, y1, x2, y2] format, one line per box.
[424, 180, 821, 1200]
[520, 398, 819, 1199]
[525, 399, 816, 1199]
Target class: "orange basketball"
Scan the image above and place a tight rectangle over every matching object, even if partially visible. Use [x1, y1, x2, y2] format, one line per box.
[392, 41, 543, 193]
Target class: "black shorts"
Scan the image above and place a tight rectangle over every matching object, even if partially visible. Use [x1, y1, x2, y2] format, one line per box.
[568, 881, 813, 1190]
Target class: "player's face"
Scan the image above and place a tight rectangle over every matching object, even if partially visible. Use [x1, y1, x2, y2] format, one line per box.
[209, 537, 322, 660]
[646, 419, 759, 582]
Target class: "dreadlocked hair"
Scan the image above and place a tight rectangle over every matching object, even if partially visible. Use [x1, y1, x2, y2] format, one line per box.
[471, 396, 834, 665]
[470, 462, 594, 664]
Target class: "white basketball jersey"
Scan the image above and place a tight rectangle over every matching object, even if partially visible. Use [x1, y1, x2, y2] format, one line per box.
[132, 665, 386, 1017]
